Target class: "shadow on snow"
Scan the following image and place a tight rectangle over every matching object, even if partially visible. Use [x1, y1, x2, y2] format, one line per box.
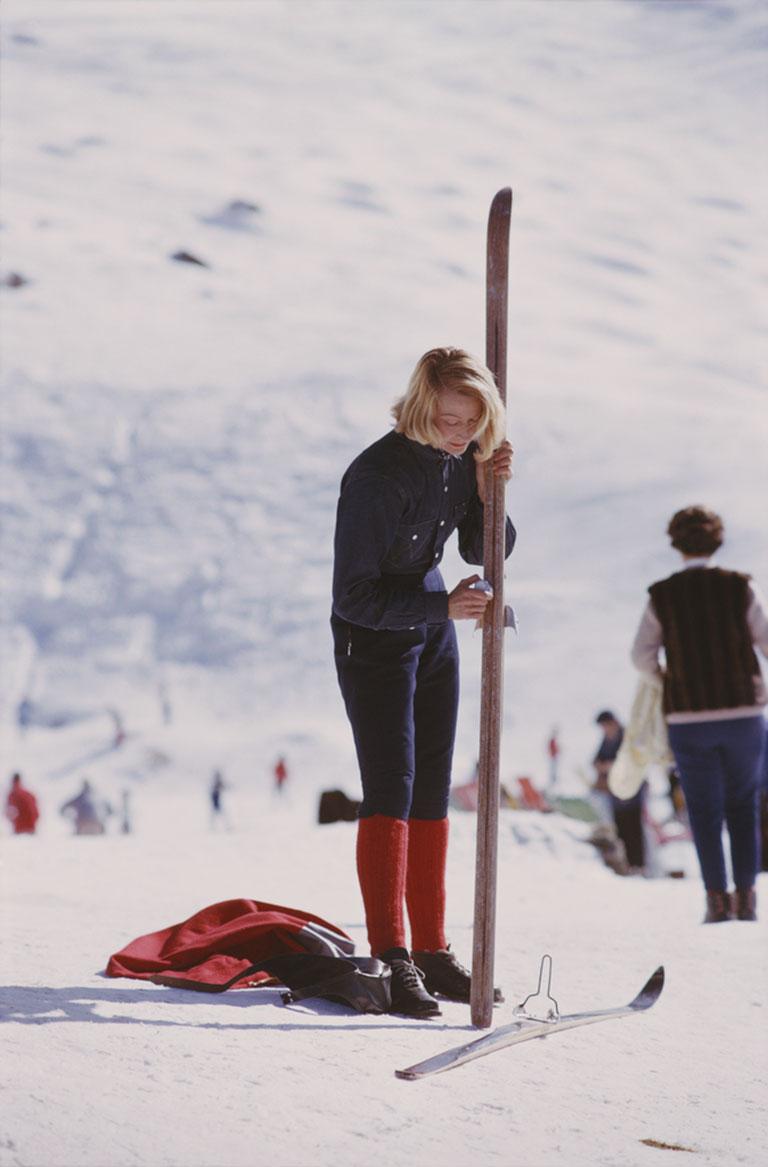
[0, 984, 472, 1033]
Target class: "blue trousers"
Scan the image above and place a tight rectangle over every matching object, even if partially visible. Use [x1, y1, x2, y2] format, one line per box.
[668, 716, 766, 891]
[332, 615, 459, 820]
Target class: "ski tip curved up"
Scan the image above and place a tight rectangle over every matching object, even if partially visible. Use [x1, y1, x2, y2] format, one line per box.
[395, 965, 666, 1081]
[488, 187, 513, 230]
[490, 186, 513, 210]
[632, 965, 665, 1011]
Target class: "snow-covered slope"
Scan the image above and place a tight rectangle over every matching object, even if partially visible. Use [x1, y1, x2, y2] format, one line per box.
[2, 0, 767, 781]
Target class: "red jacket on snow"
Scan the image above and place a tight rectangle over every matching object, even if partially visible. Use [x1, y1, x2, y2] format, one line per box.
[105, 899, 354, 989]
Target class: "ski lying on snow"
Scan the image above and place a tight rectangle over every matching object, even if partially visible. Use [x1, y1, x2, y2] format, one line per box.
[395, 965, 664, 1080]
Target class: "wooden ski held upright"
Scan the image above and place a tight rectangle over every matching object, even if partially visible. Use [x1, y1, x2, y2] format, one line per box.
[470, 187, 512, 1029]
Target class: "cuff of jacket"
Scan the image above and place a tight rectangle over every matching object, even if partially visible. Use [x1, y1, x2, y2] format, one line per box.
[424, 591, 449, 625]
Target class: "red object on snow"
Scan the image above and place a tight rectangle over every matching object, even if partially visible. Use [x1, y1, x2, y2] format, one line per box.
[105, 899, 353, 990]
[5, 782, 40, 834]
[516, 777, 553, 813]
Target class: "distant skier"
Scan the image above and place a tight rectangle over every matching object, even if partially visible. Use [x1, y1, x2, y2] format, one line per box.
[631, 505, 768, 922]
[331, 346, 514, 1017]
[108, 708, 126, 749]
[158, 682, 173, 725]
[119, 789, 132, 835]
[5, 772, 40, 835]
[592, 710, 647, 873]
[60, 779, 111, 836]
[591, 710, 622, 807]
[17, 697, 33, 735]
[547, 727, 561, 788]
[273, 756, 288, 795]
[209, 770, 231, 830]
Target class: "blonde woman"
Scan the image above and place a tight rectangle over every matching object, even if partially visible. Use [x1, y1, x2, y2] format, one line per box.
[331, 347, 514, 1016]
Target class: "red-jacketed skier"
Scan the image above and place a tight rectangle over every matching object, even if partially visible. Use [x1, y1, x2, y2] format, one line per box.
[5, 772, 40, 835]
[331, 347, 514, 1017]
[273, 756, 288, 794]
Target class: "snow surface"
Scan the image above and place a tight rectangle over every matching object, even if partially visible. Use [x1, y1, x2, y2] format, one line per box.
[1, 2, 767, 1165]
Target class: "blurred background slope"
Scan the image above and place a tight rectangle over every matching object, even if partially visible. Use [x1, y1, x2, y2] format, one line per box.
[1, 0, 766, 786]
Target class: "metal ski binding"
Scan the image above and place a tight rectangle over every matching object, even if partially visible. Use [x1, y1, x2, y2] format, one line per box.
[513, 953, 560, 1022]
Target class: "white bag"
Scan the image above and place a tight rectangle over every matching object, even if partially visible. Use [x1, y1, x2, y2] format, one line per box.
[608, 674, 673, 799]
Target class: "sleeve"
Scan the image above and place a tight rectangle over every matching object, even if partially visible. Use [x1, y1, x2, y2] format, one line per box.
[630, 599, 663, 675]
[746, 580, 768, 659]
[457, 494, 516, 566]
[332, 474, 448, 630]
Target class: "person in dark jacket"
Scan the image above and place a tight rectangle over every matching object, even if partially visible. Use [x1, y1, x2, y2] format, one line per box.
[331, 346, 515, 1017]
[5, 772, 40, 834]
[209, 770, 231, 830]
[631, 506, 768, 923]
[592, 710, 647, 873]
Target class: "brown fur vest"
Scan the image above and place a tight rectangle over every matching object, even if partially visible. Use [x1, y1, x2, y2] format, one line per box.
[649, 567, 759, 714]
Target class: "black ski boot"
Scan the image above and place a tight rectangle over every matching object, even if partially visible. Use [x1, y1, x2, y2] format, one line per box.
[378, 947, 441, 1018]
[412, 946, 504, 1004]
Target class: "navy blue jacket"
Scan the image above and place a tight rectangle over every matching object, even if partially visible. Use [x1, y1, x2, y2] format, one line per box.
[332, 431, 516, 631]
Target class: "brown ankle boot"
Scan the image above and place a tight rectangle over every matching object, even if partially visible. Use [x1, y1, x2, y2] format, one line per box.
[703, 890, 732, 923]
[732, 887, 757, 921]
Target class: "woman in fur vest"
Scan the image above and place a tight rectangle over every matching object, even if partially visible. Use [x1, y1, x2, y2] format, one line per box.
[331, 347, 514, 1017]
[631, 506, 768, 922]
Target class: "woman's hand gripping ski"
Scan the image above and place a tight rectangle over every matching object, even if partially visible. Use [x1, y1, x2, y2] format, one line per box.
[474, 439, 513, 505]
[448, 439, 514, 624]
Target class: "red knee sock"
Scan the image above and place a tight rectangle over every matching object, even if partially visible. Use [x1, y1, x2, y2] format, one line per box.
[406, 816, 449, 952]
[356, 815, 408, 955]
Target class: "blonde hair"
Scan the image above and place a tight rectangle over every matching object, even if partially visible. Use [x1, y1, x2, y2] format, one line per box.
[391, 347, 506, 461]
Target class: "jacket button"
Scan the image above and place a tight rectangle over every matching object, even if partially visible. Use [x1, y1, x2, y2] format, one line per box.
[412, 534, 418, 540]
[439, 520, 445, 526]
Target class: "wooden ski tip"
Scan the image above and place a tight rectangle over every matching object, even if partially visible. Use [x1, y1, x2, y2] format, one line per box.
[490, 187, 513, 212]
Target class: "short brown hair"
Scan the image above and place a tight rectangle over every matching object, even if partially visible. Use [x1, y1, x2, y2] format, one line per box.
[667, 506, 724, 556]
[391, 347, 506, 461]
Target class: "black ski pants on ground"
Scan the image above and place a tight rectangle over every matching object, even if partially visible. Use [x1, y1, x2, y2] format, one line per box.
[332, 615, 459, 821]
